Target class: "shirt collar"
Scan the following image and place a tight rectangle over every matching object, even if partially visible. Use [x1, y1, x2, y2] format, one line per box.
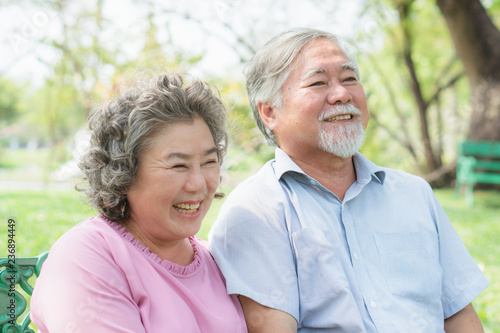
[273, 147, 386, 185]
[274, 147, 305, 180]
[352, 153, 386, 185]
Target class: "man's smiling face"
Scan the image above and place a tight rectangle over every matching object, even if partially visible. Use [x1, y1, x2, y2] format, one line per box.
[265, 37, 369, 159]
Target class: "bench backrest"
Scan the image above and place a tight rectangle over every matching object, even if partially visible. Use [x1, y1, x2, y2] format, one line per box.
[0, 252, 48, 333]
[459, 141, 500, 158]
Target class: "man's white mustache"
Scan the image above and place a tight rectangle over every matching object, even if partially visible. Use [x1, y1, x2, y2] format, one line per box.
[318, 104, 361, 121]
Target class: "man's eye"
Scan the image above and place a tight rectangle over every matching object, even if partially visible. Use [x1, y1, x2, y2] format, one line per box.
[344, 76, 357, 82]
[309, 81, 325, 87]
[173, 164, 187, 169]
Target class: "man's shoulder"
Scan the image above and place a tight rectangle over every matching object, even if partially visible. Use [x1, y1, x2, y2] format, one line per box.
[211, 160, 292, 248]
[375, 165, 435, 202]
[381, 166, 430, 185]
[355, 154, 432, 193]
[222, 160, 289, 211]
[229, 160, 281, 193]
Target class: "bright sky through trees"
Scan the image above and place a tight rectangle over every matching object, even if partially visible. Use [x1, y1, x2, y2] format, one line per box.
[0, 0, 363, 86]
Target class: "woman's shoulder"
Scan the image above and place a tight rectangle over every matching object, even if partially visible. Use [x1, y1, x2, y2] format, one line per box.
[51, 215, 116, 250]
[45, 215, 127, 269]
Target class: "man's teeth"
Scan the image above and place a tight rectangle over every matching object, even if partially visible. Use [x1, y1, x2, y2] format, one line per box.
[174, 203, 200, 214]
[325, 114, 352, 122]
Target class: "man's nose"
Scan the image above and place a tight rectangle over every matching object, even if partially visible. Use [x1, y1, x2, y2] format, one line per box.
[327, 82, 351, 105]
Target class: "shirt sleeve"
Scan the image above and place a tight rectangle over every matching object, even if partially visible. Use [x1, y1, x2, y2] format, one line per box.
[430, 190, 489, 318]
[31, 225, 146, 333]
[208, 184, 300, 321]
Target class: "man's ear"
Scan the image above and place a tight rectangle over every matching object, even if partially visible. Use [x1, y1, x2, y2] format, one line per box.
[258, 102, 278, 130]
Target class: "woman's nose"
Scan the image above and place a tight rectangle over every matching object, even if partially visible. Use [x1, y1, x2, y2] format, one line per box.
[185, 168, 206, 192]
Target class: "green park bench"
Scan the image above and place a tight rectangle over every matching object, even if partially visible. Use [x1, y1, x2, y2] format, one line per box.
[0, 252, 48, 333]
[455, 141, 500, 206]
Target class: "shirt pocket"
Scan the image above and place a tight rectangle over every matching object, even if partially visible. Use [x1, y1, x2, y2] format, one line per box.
[374, 232, 442, 302]
[291, 227, 349, 303]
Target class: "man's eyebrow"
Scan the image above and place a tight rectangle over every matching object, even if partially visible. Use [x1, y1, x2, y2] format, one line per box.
[167, 147, 218, 160]
[301, 67, 326, 82]
[341, 62, 357, 72]
[301, 62, 357, 82]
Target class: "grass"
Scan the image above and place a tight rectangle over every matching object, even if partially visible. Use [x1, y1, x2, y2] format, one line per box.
[0, 187, 498, 331]
[433, 190, 500, 332]
[0, 147, 72, 181]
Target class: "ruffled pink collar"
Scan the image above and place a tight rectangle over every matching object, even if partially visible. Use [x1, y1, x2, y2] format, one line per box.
[101, 215, 204, 276]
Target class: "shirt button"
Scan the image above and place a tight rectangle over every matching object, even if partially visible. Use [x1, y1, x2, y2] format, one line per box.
[370, 300, 377, 308]
[353, 252, 359, 260]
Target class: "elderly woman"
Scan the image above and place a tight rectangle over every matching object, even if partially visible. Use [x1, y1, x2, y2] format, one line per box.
[30, 73, 247, 332]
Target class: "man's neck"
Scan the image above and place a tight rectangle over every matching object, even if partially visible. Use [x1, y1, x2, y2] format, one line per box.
[287, 152, 357, 201]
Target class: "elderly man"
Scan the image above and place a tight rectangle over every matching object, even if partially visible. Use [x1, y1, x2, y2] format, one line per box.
[209, 28, 488, 332]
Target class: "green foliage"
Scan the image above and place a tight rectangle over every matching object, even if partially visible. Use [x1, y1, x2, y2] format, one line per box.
[23, 80, 86, 145]
[485, 0, 500, 25]
[0, 76, 23, 125]
[118, 14, 204, 75]
[356, 0, 470, 176]
[207, 77, 275, 166]
[205, 72, 274, 172]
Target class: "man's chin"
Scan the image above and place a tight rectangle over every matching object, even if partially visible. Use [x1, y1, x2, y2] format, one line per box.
[319, 133, 365, 158]
[323, 148, 359, 159]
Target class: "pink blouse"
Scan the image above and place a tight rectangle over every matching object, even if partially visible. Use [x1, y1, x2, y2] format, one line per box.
[31, 215, 247, 332]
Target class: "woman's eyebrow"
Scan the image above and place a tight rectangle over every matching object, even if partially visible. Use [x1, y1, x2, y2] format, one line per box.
[167, 147, 218, 160]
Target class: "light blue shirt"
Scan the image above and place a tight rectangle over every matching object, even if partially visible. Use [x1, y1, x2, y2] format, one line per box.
[209, 148, 489, 332]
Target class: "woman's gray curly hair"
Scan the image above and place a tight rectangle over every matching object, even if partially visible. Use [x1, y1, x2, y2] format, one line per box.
[78, 72, 228, 223]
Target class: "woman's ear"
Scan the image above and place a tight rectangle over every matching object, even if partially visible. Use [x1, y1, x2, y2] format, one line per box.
[258, 102, 278, 130]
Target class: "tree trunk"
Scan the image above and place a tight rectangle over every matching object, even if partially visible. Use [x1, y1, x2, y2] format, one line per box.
[436, 0, 500, 141]
[397, 0, 441, 172]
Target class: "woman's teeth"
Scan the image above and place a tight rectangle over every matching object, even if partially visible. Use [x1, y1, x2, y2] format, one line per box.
[174, 203, 200, 214]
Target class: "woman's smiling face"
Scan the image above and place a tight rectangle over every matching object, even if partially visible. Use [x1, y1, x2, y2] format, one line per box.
[126, 117, 220, 245]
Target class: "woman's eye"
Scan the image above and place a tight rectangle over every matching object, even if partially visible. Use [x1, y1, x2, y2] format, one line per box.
[204, 160, 218, 166]
[173, 164, 187, 169]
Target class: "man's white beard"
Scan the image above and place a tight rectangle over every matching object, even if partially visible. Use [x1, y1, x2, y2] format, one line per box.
[318, 107, 365, 158]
